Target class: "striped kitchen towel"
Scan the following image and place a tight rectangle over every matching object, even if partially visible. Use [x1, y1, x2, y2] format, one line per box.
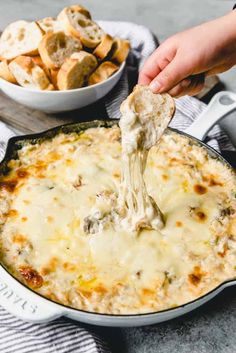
[0, 20, 235, 353]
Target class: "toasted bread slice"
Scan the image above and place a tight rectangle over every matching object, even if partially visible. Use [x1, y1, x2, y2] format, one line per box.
[110, 37, 130, 64]
[37, 17, 63, 34]
[0, 60, 17, 83]
[58, 5, 91, 20]
[9, 56, 54, 90]
[120, 85, 175, 150]
[57, 51, 97, 90]
[38, 31, 82, 69]
[88, 61, 119, 85]
[32, 56, 50, 78]
[58, 8, 104, 48]
[48, 68, 59, 89]
[93, 34, 113, 60]
[0, 21, 43, 60]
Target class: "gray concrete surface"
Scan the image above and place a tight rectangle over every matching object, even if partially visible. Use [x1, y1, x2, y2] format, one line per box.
[0, 1, 236, 352]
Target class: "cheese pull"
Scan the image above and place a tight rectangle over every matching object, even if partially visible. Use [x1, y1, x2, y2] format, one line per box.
[119, 85, 175, 231]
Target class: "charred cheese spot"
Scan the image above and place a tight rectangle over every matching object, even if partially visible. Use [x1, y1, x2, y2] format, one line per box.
[194, 184, 208, 195]
[188, 266, 205, 286]
[202, 175, 223, 187]
[142, 288, 156, 297]
[189, 207, 207, 223]
[63, 262, 76, 272]
[218, 243, 229, 258]
[162, 174, 169, 181]
[16, 169, 29, 179]
[18, 266, 43, 288]
[12, 234, 27, 244]
[113, 172, 120, 179]
[0, 179, 17, 192]
[176, 221, 182, 227]
[7, 209, 18, 217]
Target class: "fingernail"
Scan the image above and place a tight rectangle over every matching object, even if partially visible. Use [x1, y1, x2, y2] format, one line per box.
[181, 78, 191, 88]
[150, 80, 162, 92]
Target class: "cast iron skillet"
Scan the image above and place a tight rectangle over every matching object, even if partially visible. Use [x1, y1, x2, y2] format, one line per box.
[0, 91, 235, 327]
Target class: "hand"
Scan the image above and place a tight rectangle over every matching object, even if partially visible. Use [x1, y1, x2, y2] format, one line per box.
[139, 11, 236, 97]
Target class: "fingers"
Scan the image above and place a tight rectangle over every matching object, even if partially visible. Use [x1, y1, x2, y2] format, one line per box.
[138, 41, 177, 85]
[168, 74, 205, 97]
[148, 53, 194, 93]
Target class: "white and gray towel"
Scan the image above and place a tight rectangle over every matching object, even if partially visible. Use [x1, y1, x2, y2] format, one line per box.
[0, 20, 235, 353]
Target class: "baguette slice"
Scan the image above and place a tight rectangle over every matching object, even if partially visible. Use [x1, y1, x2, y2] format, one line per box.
[0, 21, 43, 60]
[88, 61, 119, 85]
[37, 17, 64, 34]
[93, 34, 113, 60]
[58, 5, 91, 20]
[57, 51, 97, 90]
[58, 8, 104, 48]
[32, 56, 50, 78]
[110, 37, 130, 64]
[38, 31, 82, 69]
[9, 56, 54, 90]
[0, 60, 17, 83]
[48, 68, 59, 89]
[120, 85, 175, 150]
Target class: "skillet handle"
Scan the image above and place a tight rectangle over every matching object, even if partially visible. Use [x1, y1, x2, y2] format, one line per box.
[0, 265, 65, 323]
[185, 91, 236, 141]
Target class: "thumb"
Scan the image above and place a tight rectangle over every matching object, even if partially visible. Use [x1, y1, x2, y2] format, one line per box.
[149, 55, 192, 93]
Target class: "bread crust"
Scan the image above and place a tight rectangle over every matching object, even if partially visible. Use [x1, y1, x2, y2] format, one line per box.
[58, 5, 91, 20]
[0, 60, 17, 83]
[37, 17, 63, 34]
[93, 34, 113, 60]
[57, 51, 97, 90]
[38, 31, 82, 69]
[88, 61, 119, 85]
[0, 21, 43, 60]
[32, 56, 50, 78]
[111, 38, 130, 64]
[49, 68, 59, 89]
[58, 8, 104, 48]
[9, 55, 54, 90]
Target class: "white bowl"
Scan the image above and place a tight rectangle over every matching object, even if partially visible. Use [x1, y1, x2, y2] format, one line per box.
[0, 62, 125, 113]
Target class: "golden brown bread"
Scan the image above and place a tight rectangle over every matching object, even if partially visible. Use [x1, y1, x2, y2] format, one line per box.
[31, 56, 51, 78]
[93, 34, 114, 60]
[37, 17, 63, 34]
[38, 31, 82, 69]
[57, 51, 97, 90]
[9, 55, 54, 90]
[58, 7, 104, 48]
[59, 4, 92, 19]
[0, 21, 44, 60]
[110, 37, 130, 64]
[88, 61, 119, 85]
[49, 68, 59, 89]
[0, 60, 17, 83]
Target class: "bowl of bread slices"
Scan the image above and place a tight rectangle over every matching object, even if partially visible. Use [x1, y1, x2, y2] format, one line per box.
[0, 4, 130, 112]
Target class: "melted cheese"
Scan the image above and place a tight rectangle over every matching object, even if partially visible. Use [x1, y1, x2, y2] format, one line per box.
[119, 108, 163, 231]
[118, 90, 173, 231]
[0, 126, 235, 314]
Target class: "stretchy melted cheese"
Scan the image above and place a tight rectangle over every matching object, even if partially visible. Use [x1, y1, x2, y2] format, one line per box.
[0, 126, 235, 314]
[118, 87, 174, 231]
